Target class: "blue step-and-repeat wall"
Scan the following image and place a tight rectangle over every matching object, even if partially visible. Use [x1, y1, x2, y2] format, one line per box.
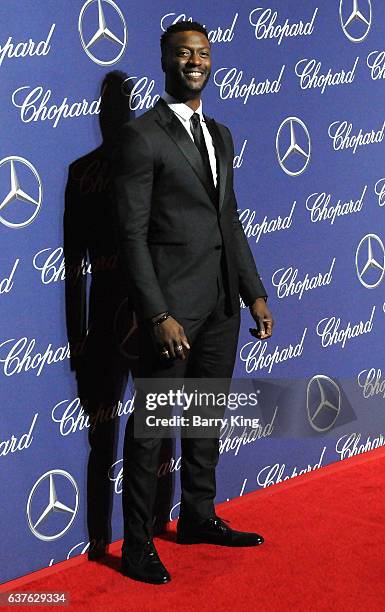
[1, 0, 385, 583]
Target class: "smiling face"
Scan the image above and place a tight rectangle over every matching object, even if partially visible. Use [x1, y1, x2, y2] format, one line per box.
[162, 30, 211, 103]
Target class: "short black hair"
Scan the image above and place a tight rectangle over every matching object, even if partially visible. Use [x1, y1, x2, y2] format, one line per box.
[160, 21, 210, 57]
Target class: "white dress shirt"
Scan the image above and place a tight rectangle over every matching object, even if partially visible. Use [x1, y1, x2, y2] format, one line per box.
[161, 90, 218, 187]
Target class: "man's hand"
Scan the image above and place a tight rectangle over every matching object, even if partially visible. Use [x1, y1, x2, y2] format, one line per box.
[249, 298, 274, 340]
[152, 315, 190, 360]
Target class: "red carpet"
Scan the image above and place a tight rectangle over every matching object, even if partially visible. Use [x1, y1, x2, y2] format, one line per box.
[2, 447, 385, 611]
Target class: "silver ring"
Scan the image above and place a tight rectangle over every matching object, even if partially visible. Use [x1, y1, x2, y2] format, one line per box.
[175, 345, 183, 351]
[161, 348, 169, 356]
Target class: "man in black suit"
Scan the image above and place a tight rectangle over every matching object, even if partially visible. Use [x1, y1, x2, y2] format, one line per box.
[112, 21, 274, 584]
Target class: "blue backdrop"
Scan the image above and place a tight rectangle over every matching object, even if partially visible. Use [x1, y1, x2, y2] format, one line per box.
[1, 0, 385, 583]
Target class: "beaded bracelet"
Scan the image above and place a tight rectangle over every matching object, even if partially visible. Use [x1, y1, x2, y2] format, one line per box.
[152, 312, 170, 327]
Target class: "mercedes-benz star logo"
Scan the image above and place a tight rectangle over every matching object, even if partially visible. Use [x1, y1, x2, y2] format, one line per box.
[78, 0, 127, 66]
[306, 375, 341, 432]
[339, 0, 372, 43]
[355, 233, 385, 289]
[0, 156, 42, 229]
[26, 470, 79, 541]
[276, 117, 311, 177]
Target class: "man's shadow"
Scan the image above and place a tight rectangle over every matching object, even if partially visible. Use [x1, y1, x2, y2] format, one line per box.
[63, 71, 174, 560]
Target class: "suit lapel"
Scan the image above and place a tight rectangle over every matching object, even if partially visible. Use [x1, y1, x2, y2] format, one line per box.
[154, 98, 226, 211]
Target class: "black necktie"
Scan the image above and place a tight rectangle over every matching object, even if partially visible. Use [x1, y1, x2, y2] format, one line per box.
[189, 112, 215, 190]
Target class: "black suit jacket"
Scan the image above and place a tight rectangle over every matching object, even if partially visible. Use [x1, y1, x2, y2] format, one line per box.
[112, 97, 267, 321]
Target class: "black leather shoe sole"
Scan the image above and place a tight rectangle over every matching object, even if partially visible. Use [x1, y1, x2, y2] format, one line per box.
[176, 532, 264, 547]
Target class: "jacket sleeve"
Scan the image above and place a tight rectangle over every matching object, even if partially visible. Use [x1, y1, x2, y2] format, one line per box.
[224, 126, 268, 305]
[111, 124, 169, 320]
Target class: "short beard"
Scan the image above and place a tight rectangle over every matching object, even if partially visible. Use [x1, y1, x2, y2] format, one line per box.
[167, 69, 211, 100]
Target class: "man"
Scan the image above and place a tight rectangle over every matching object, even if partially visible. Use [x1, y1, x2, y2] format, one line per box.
[112, 21, 274, 584]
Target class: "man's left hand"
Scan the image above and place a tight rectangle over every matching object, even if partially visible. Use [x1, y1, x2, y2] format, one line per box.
[249, 298, 274, 340]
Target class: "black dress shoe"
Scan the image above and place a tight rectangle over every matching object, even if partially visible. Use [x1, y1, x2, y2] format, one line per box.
[177, 516, 264, 547]
[121, 539, 171, 584]
[88, 538, 107, 561]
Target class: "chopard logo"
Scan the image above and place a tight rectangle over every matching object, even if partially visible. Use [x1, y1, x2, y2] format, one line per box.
[272, 258, 335, 300]
[122, 75, 159, 110]
[357, 368, 385, 399]
[355, 234, 385, 289]
[328, 119, 385, 154]
[276, 117, 311, 176]
[160, 12, 238, 43]
[32, 246, 117, 285]
[336, 432, 385, 460]
[78, 0, 127, 66]
[249, 7, 318, 45]
[316, 306, 375, 349]
[0, 156, 42, 229]
[339, 0, 372, 43]
[51, 395, 134, 436]
[305, 185, 366, 224]
[257, 447, 326, 487]
[0, 337, 77, 377]
[239, 328, 307, 374]
[366, 50, 385, 80]
[213, 66, 285, 104]
[0, 24, 55, 68]
[12, 85, 101, 128]
[157, 407, 274, 471]
[294, 56, 359, 94]
[219, 407, 277, 457]
[239, 201, 295, 244]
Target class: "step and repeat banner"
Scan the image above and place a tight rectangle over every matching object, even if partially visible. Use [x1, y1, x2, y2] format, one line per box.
[1, 0, 385, 583]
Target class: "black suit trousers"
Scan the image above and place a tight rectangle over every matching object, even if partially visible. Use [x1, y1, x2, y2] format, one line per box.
[122, 264, 241, 543]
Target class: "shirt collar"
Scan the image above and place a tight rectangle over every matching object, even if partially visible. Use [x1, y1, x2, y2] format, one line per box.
[161, 90, 205, 124]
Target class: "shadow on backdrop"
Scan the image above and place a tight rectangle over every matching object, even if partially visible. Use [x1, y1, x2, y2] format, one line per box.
[63, 71, 174, 560]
